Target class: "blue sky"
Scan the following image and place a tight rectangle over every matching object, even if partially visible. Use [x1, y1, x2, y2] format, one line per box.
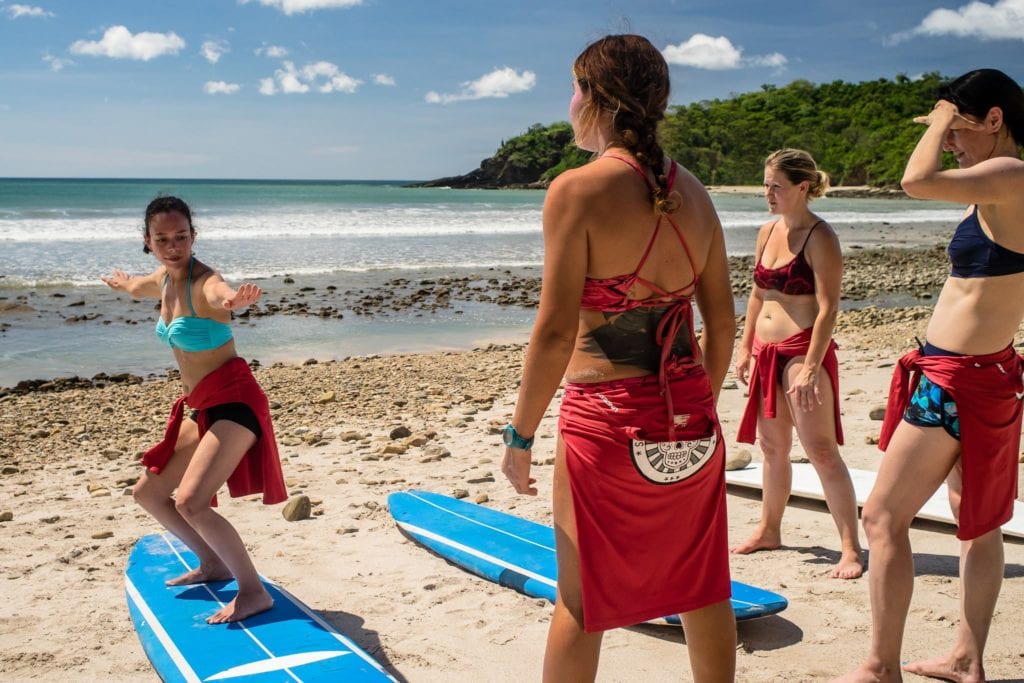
[1, 0, 1022, 180]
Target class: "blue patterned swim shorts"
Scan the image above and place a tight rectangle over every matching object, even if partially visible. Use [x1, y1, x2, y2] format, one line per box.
[903, 374, 960, 440]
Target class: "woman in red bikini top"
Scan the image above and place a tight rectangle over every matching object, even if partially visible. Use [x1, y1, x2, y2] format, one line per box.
[500, 34, 736, 682]
[732, 149, 863, 581]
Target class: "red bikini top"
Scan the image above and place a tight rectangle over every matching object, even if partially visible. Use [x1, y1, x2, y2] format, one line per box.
[752, 220, 821, 296]
[577, 155, 701, 440]
[579, 156, 697, 311]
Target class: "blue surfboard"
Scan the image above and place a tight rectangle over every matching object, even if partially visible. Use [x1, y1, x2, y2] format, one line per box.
[388, 490, 788, 623]
[125, 533, 394, 682]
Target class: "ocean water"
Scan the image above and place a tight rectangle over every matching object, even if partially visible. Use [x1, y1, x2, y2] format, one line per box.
[0, 178, 963, 288]
[0, 178, 963, 386]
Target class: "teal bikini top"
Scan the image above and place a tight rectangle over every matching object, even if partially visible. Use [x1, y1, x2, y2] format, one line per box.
[155, 257, 234, 352]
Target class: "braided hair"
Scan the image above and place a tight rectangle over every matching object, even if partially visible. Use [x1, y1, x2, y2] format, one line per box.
[573, 34, 681, 214]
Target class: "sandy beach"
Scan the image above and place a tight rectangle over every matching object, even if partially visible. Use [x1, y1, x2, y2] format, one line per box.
[2, 245, 1024, 682]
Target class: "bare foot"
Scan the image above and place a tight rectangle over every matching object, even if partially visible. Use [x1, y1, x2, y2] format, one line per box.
[903, 654, 984, 683]
[831, 662, 900, 682]
[830, 550, 864, 580]
[730, 528, 782, 554]
[206, 586, 274, 624]
[166, 564, 232, 586]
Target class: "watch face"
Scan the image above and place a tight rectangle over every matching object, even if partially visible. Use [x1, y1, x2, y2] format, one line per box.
[502, 426, 514, 446]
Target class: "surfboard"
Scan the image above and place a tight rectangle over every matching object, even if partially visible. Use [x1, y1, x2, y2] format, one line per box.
[125, 533, 395, 682]
[387, 490, 788, 622]
[725, 462, 1024, 540]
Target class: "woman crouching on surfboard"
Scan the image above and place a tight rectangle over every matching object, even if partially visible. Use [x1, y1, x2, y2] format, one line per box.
[502, 35, 736, 681]
[102, 196, 287, 624]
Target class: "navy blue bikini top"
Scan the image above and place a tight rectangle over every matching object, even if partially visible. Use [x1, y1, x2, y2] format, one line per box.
[948, 205, 1024, 278]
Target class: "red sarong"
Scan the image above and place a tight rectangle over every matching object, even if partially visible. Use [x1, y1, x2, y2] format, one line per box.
[558, 366, 731, 632]
[879, 345, 1023, 540]
[737, 328, 843, 445]
[143, 357, 288, 505]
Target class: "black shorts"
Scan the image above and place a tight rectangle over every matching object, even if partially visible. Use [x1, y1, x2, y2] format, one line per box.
[188, 402, 262, 440]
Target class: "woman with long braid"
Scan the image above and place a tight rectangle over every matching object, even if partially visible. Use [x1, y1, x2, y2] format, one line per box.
[501, 35, 736, 681]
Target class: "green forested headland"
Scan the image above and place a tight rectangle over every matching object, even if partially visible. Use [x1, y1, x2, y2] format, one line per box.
[663, 73, 945, 186]
[420, 73, 954, 189]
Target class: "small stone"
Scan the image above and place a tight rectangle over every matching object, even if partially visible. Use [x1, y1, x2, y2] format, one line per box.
[721, 381, 738, 390]
[282, 495, 312, 522]
[315, 391, 336, 404]
[467, 473, 495, 484]
[0, 511, 12, 522]
[90, 488, 112, 498]
[41, 515, 60, 524]
[452, 488, 469, 499]
[423, 444, 450, 459]
[869, 406, 887, 421]
[28, 428, 49, 439]
[389, 425, 412, 440]
[790, 454, 811, 464]
[381, 443, 407, 455]
[865, 434, 879, 445]
[725, 449, 752, 471]
[336, 527, 359, 535]
[91, 531, 114, 539]
[1, 466, 20, 475]
[474, 494, 489, 504]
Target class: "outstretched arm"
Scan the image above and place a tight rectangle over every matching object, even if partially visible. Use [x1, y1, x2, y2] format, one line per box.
[203, 275, 263, 311]
[100, 267, 164, 299]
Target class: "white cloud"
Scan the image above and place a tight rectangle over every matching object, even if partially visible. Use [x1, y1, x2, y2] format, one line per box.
[255, 45, 288, 58]
[662, 34, 787, 70]
[201, 39, 229, 64]
[204, 80, 240, 95]
[259, 60, 361, 95]
[70, 26, 185, 61]
[373, 73, 396, 86]
[889, 0, 1024, 44]
[6, 4, 54, 19]
[425, 67, 536, 105]
[748, 52, 788, 68]
[240, 0, 363, 15]
[663, 34, 741, 69]
[42, 52, 73, 71]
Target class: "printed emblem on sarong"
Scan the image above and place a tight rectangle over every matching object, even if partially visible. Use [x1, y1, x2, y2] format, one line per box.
[629, 431, 718, 485]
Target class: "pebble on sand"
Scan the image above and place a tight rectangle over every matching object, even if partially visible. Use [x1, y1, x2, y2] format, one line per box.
[725, 449, 752, 471]
[282, 495, 312, 521]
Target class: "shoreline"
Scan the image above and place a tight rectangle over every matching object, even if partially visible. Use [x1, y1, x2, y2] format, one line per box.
[708, 184, 908, 199]
[1, 241, 950, 391]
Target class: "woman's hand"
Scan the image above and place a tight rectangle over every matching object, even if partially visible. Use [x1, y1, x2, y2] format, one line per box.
[502, 447, 537, 496]
[735, 348, 752, 386]
[100, 270, 131, 291]
[787, 364, 822, 413]
[222, 283, 262, 310]
[913, 99, 984, 130]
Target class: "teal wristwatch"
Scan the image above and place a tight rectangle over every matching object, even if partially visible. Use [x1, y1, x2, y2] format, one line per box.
[502, 424, 534, 450]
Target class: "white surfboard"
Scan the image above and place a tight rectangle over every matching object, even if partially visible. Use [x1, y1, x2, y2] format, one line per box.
[725, 463, 1024, 540]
